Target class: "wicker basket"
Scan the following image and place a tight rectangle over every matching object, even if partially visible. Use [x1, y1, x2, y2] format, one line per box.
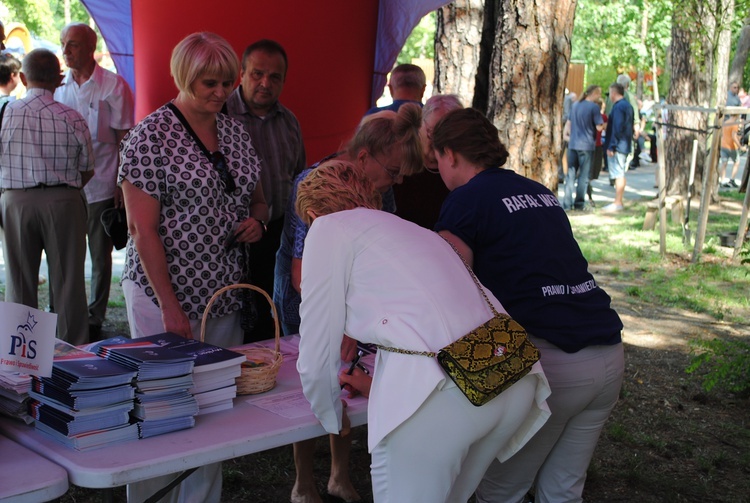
[200, 283, 282, 395]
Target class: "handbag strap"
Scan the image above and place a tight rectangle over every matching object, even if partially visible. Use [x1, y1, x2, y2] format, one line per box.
[375, 344, 435, 357]
[440, 236, 500, 318]
[376, 236, 499, 358]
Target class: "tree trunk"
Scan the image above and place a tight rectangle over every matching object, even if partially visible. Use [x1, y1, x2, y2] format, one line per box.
[714, 0, 734, 106]
[485, 0, 577, 188]
[434, 0, 485, 105]
[637, 2, 649, 100]
[729, 17, 750, 88]
[665, 2, 717, 198]
[473, 0, 500, 113]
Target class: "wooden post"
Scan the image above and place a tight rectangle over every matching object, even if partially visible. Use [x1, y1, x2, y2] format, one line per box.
[732, 153, 750, 261]
[651, 48, 667, 256]
[683, 139, 699, 246]
[692, 109, 724, 262]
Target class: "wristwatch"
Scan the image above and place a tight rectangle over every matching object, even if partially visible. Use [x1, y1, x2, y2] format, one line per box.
[253, 218, 267, 236]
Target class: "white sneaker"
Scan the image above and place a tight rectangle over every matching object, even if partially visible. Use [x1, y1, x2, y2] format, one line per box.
[639, 153, 652, 163]
[601, 203, 624, 212]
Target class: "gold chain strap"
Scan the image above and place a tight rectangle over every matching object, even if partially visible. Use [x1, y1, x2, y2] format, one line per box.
[375, 344, 436, 357]
[440, 236, 500, 318]
[376, 235, 495, 357]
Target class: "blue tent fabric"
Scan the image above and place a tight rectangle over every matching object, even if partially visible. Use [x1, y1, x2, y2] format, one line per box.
[372, 0, 448, 104]
[80, 0, 449, 106]
[80, 0, 135, 94]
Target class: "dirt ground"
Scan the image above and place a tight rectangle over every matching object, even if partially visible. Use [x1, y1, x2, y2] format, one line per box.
[579, 263, 750, 503]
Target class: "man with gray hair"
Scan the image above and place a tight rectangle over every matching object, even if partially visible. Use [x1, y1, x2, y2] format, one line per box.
[393, 94, 462, 228]
[55, 23, 135, 341]
[365, 63, 426, 115]
[0, 49, 94, 345]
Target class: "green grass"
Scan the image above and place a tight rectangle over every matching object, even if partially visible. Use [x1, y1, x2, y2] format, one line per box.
[570, 198, 750, 323]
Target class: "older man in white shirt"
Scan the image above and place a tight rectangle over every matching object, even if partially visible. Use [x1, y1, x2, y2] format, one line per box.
[55, 23, 134, 340]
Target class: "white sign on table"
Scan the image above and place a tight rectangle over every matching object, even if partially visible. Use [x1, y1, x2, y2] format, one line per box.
[0, 302, 56, 377]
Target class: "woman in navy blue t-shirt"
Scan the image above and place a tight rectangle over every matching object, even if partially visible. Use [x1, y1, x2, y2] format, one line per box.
[432, 107, 624, 503]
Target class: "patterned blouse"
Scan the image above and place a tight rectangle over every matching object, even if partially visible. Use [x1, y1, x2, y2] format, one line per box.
[119, 103, 262, 319]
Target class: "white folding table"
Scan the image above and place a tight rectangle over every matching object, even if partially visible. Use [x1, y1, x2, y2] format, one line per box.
[0, 435, 69, 502]
[0, 337, 369, 492]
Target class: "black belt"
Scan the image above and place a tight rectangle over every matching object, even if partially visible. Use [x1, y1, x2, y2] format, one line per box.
[27, 184, 72, 189]
[1, 184, 73, 192]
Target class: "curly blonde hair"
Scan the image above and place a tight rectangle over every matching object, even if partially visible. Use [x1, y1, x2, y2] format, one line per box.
[296, 160, 383, 226]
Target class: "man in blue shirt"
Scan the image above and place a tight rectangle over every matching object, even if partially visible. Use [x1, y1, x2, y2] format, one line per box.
[562, 86, 604, 210]
[603, 83, 634, 212]
[365, 63, 425, 115]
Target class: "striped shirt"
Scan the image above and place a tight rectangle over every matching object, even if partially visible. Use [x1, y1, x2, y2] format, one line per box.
[0, 88, 94, 189]
[225, 87, 306, 222]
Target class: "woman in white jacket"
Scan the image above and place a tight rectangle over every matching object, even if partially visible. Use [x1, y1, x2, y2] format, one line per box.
[295, 160, 551, 503]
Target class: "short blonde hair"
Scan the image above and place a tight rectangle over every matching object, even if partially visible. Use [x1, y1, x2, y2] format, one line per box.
[296, 160, 382, 226]
[171, 32, 239, 98]
[347, 102, 424, 177]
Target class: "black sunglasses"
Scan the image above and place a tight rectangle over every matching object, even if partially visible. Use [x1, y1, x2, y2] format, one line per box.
[210, 151, 237, 194]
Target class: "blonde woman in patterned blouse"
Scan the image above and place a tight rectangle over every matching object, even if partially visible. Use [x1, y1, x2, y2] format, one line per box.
[118, 32, 268, 503]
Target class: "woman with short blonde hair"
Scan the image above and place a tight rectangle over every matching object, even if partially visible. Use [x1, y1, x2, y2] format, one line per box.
[276, 103, 423, 503]
[170, 32, 240, 99]
[120, 32, 267, 503]
[296, 162, 550, 503]
[296, 160, 382, 226]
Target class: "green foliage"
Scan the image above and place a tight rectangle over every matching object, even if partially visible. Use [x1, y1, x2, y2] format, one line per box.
[1, 0, 92, 45]
[2, 0, 55, 40]
[397, 11, 436, 65]
[741, 242, 750, 267]
[687, 337, 750, 394]
[572, 0, 673, 82]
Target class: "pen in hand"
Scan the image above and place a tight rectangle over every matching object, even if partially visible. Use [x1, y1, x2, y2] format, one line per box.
[346, 350, 363, 376]
[341, 350, 363, 389]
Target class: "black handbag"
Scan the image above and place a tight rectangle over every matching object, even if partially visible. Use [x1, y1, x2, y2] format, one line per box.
[100, 207, 128, 250]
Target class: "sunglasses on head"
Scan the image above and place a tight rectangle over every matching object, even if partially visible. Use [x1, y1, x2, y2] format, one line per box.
[210, 151, 237, 194]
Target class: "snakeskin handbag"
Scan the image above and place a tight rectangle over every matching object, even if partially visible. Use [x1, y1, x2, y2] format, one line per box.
[378, 240, 540, 406]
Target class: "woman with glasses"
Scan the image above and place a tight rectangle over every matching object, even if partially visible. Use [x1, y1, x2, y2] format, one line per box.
[118, 32, 268, 503]
[274, 105, 422, 503]
[295, 160, 550, 503]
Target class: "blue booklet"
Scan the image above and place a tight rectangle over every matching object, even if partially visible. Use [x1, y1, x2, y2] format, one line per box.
[98, 345, 195, 380]
[139, 332, 246, 373]
[50, 352, 137, 391]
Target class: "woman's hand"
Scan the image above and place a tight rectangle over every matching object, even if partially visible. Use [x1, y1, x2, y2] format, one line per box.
[161, 302, 193, 339]
[339, 367, 372, 398]
[340, 335, 358, 362]
[233, 217, 265, 244]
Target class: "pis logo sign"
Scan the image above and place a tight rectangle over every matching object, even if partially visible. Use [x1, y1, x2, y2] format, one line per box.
[7, 312, 39, 359]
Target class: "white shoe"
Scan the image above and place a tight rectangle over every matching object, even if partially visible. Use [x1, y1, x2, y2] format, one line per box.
[601, 203, 624, 212]
[639, 153, 652, 163]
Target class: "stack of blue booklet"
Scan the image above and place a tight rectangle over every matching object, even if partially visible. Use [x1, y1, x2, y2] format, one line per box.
[29, 340, 139, 451]
[137, 333, 245, 415]
[90, 333, 245, 415]
[95, 338, 199, 438]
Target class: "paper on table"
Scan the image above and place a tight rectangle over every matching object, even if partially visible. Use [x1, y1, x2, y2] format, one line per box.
[244, 389, 313, 419]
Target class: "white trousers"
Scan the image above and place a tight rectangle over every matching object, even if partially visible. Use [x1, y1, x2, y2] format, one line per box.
[476, 339, 624, 503]
[370, 375, 538, 503]
[122, 279, 244, 503]
[122, 278, 244, 346]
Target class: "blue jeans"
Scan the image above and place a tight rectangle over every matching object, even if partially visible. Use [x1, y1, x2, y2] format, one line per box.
[564, 149, 593, 210]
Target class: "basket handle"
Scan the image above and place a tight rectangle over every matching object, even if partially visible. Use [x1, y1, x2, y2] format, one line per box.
[200, 283, 281, 355]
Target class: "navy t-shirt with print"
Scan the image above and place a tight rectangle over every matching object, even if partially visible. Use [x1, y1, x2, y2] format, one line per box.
[435, 168, 622, 353]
